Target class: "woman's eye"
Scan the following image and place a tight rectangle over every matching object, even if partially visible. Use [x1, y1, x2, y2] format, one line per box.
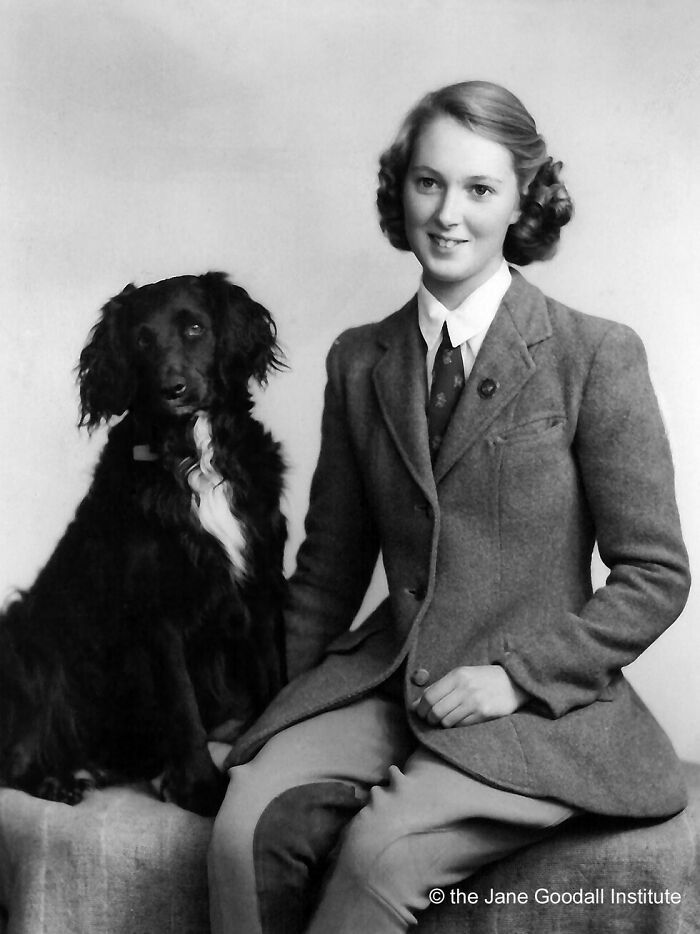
[184, 323, 204, 339]
[416, 176, 438, 191]
[471, 184, 493, 198]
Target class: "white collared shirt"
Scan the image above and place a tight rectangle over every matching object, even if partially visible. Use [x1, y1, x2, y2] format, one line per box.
[417, 261, 511, 391]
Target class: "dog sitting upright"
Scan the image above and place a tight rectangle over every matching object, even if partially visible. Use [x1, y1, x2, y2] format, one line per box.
[0, 273, 286, 816]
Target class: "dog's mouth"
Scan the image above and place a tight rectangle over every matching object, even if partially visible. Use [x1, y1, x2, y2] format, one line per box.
[163, 399, 200, 416]
[158, 386, 212, 418]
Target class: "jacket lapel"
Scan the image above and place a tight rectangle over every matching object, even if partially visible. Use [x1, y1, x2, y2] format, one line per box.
[433, 270, 553, 483]
[371, 273, 553, 493]
[372, 298, 437, 503]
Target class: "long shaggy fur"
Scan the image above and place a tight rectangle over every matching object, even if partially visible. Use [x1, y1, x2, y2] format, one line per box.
[0, 272, 286, 816]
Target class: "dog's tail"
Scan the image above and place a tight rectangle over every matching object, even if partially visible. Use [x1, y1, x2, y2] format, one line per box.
[0, 599, 85, 784]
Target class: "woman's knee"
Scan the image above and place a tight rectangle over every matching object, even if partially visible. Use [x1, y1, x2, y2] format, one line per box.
[209, 767, 363, 872]
[334, 801, 408, 892]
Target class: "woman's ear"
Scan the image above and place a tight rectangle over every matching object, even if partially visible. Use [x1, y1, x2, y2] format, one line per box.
[509, 188, 526, 225]
[200, 272, 285, 390]
[77, 284, 138, 431]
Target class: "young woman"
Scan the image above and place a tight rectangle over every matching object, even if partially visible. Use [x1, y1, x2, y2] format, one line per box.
[208, 80, 690, 934]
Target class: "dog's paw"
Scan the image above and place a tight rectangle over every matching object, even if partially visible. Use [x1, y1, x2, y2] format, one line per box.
[160, 752, 228, 816]
[36, 768, 109, 805]
[37, 774, 85, 805]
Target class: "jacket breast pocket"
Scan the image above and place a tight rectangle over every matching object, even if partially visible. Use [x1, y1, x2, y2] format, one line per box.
[490, 414, 569, 467]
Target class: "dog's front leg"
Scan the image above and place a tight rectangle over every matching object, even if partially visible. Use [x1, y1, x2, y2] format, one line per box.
[149, 623, 227, 816]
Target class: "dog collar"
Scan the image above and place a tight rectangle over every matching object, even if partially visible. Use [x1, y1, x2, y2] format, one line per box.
[132, 444, 160, 462]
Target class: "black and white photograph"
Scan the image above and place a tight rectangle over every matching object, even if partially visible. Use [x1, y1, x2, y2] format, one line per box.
[1, 1, 699, 932]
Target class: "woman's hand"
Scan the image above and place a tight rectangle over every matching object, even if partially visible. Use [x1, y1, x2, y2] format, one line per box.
[410, 665, 529, 727]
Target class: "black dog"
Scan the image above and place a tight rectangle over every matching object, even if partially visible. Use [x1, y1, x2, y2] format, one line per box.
[0, 273, 286, 816]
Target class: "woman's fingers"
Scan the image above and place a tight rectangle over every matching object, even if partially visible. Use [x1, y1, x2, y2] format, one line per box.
[424, 690, 463, 726]
[410, 665, 527, 727]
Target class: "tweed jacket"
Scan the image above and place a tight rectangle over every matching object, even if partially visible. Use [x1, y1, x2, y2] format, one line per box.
[226, 269, 691, 818]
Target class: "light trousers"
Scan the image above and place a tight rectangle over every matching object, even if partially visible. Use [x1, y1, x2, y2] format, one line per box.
[208, 695, 576, 934]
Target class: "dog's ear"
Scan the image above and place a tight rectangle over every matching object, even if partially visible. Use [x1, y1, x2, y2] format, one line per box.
[201, 272, 285, 388]
[77, 283, 138, 431]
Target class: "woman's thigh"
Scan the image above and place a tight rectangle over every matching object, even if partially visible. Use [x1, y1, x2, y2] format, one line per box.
[337, 745, 577, 878]
[376, 746, 577, 829]
[305, 748, 578, 933]
[223, 693, 413, 810]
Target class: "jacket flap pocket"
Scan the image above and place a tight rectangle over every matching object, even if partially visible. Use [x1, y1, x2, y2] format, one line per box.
[597, 673, 624, 702]
[324, 601, 391, 655]
[491, 412, 567, 446]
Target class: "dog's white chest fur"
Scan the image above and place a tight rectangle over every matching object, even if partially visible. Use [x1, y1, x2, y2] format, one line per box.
[186, 414, 248, 579]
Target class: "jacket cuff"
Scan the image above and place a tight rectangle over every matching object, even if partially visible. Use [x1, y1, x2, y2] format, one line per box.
[494, 634, 603, 719]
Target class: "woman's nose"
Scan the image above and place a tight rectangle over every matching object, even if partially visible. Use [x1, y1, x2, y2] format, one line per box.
[434, 188, 462, 227]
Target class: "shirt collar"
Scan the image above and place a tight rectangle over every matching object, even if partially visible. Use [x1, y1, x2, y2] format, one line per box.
[417, 261, 511, 350]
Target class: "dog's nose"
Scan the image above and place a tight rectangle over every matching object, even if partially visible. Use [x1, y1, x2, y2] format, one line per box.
[162, 380, 187, 400]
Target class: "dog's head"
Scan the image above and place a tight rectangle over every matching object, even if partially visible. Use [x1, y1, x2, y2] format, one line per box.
[78, 273, 282, 430]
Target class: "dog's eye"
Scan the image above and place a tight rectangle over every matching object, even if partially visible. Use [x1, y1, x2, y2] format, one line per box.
[183, 323, 205, 339]
[136, 329, 153, 350]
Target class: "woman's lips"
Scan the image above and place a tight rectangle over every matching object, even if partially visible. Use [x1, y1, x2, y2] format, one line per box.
[428, 234, 468, 249]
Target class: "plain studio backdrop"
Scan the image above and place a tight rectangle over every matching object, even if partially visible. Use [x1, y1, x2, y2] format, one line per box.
[1, 0, 699, 761]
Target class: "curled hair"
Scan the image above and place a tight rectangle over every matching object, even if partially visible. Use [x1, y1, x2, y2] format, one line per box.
[377, 81, 573, 265]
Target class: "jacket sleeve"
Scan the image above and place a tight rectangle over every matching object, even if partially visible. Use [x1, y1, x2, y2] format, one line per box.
[285, 337, 381, 680]
[496, 322, 690, 717]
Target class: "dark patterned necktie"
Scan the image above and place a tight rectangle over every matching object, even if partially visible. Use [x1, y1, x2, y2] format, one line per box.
[427, 323, 465, 461]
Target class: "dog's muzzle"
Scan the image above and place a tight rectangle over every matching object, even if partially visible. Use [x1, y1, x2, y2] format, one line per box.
[162, 380, 188, 401]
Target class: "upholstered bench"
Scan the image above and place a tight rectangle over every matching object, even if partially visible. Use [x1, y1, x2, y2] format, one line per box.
[1, 763, 698, 934]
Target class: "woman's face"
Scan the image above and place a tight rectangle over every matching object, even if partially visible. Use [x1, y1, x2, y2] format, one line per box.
[402, 115, 521, 309]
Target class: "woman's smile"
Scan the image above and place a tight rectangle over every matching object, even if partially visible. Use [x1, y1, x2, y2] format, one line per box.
[428, 234, 468, 250]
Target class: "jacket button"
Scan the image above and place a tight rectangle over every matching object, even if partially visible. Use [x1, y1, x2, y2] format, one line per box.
[478, 378, 499, 399]
[407, 585, 427, 600]
[411, 668, 430, 686]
